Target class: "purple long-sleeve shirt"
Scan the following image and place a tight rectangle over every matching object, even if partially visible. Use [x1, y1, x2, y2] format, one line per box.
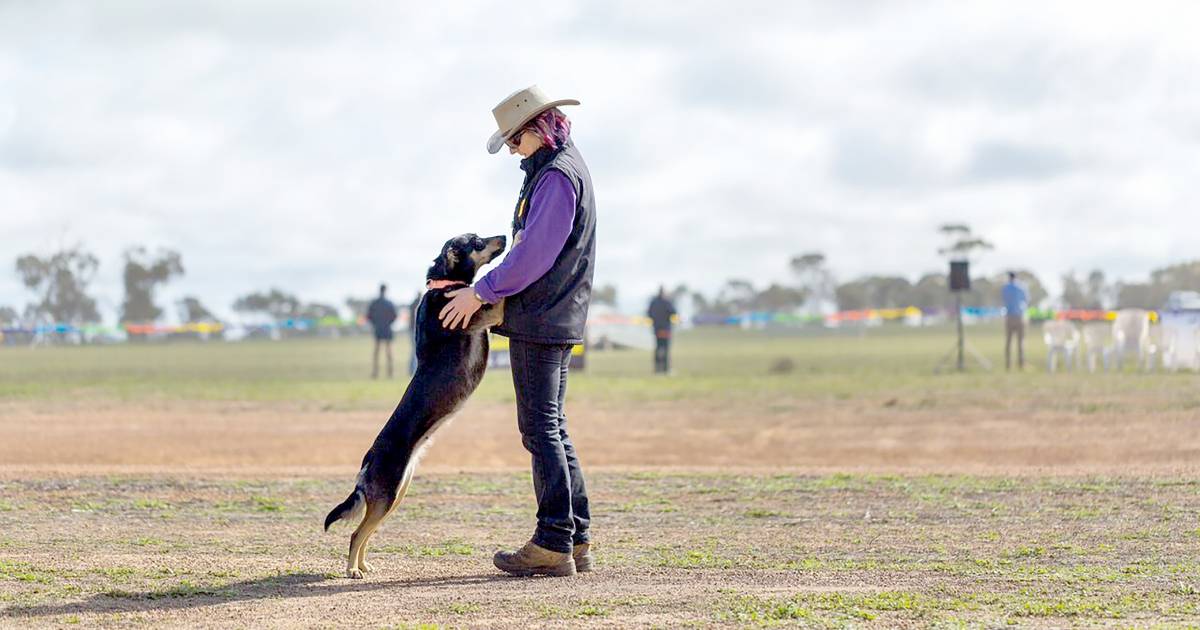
[475, 170, 576, 304]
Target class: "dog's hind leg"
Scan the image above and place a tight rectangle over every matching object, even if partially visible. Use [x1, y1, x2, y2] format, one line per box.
[346, 499, 388, 579]
[355, 470, 415, 574]
[352, 504, 389, 576]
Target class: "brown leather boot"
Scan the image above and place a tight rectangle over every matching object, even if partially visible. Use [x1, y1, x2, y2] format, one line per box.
[493, 541, 576, 577]
[573, 543, 593, 572]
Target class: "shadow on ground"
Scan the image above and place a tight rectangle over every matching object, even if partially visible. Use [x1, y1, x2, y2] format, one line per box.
[3, 572, 512, 619]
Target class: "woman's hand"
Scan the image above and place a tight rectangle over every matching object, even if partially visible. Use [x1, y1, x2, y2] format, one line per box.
[439, 288, 483, 330]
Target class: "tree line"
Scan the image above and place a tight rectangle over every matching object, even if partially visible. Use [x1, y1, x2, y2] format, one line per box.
[3, 239, 1199, 328]
[675, 259, 1200, 320]
[3, 244, 375, 328]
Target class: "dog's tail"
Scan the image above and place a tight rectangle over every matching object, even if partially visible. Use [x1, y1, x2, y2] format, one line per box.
[324, 487, 366, 531]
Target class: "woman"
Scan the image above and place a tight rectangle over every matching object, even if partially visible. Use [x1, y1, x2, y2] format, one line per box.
[439, 85, 596, 577]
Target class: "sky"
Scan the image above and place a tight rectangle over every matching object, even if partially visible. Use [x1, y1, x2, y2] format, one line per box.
[2, 1, 1198, 322]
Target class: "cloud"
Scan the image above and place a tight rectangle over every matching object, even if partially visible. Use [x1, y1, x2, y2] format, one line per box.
[963, 142, 1073, 182]
[2, 1, 1199, 320]
[830, 128, 935, 190]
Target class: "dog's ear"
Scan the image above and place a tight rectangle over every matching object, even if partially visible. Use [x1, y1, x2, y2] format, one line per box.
[444, 247, 459, 269]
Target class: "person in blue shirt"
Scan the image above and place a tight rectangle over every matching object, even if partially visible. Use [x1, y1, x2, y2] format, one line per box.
[1001, 272, 1028, 371]
[366, 284, 398, 379]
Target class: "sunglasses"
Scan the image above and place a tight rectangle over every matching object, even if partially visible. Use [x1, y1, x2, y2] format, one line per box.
[505, 129, 529, 148]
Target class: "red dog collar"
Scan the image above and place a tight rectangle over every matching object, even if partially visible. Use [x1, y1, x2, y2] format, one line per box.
[426, 279, 469, 290]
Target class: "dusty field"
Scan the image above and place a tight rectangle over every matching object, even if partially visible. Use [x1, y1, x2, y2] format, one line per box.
[1, 393, 1199, 629]
[1, 472, 1199, 628]
[1, 391, 1198, 474]
[2, 330, 1200, 627]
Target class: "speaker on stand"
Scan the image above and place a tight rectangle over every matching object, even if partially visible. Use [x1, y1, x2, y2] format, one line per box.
[936, 260, 992, 373]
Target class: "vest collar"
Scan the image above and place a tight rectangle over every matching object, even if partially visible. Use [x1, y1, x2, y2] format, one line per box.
[518, 142, 567, 200]
[426, 279, 469, 291]
[519, 141, 568, 176]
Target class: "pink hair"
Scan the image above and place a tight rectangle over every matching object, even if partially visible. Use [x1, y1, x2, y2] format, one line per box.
[519, 107, 572, 150]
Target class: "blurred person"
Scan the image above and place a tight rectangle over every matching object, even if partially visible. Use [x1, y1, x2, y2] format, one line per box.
[1002, 271, 1028, 371]
[647, 286, 677, 374]
[439, 86, 594, 577]
[367, 284, 398, 379]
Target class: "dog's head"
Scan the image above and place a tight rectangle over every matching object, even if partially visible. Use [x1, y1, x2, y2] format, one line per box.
[426, 233, 507, 284]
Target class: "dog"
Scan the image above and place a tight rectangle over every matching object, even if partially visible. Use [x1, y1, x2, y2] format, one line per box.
[324, 232, 507, 578]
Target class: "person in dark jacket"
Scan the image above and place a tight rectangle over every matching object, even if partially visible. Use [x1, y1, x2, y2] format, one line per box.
[440, 86, 594, 577]
[647, 286, 677, 374]
[367, 284, 398, 379]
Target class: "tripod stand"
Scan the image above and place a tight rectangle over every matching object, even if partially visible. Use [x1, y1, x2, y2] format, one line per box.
[934, 290, 992, 373]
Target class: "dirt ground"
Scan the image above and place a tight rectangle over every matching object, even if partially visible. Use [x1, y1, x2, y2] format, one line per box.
[1, 471, 1199, 628]
[1, 393, 1198, 474]
[1, 394, 1199, 627]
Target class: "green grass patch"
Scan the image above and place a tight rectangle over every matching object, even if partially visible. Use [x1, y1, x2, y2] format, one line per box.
[743, 508, 786, 518]
[4, 326, 1194, 409]
[575, 601, 609, 618]
[0, 560, 54, 584]
[104, 579, 231, 600]
[251, 496, 284, 512]
[655, 543, 739, 569]
[132, 498, 172, 510]
[376, 540, 475, 557]
[445, 602, 480, 615]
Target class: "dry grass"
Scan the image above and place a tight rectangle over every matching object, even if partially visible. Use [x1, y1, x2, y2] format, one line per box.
[1, 472, 1199, 628]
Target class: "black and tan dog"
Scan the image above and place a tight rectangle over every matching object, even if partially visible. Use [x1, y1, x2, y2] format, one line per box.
[324, 232, 506, 578]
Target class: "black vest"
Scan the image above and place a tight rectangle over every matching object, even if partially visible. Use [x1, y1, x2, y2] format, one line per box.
[493, 140, 596, 345]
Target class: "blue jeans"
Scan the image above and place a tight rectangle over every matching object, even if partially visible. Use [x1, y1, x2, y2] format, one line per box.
[509, 339, 591, 553]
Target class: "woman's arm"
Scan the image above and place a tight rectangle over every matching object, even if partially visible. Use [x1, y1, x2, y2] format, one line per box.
[475, 170, 577, 304]
[440, 170, 576, 330]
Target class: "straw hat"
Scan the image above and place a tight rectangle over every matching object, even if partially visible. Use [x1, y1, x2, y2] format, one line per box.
[486, 85, 580, 154]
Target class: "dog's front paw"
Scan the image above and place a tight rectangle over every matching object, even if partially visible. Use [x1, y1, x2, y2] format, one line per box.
[358, 561, 375, 573]
[346, 568, 364, 579]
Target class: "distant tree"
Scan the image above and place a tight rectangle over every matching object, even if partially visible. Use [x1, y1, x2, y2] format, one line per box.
[177, 296, 218, 323]
[1085, 270, 1111, 310]
[120, 247, 184, 323]
[1116, 260, 1200, 309]
[1061, 270, 1109, 310]
[911, 273, 949, 310]
[835, 276, 914, 310]
[959, 275, 997, 308]
[668, 284, 690, 305]
[1149, 260, 1200, 289]
[1061, 271, 1088, 309]
[1115, 282, 1157, 310]
[233, 288, 301, 321]
[937, 223, 994, 260]
[751, 284, 807, 311]
[592, 284, 618, 307]
[0, 305, 17, 326]
[298, 302, 341, 320]
[718, 279, 757, 313]
[789, 252, 835, 316]
[690, 291, 730, 318]
[15, 245, 101, 324]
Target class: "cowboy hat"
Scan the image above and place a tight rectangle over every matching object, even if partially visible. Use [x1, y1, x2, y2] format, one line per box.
[487, 85, 580, 154]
